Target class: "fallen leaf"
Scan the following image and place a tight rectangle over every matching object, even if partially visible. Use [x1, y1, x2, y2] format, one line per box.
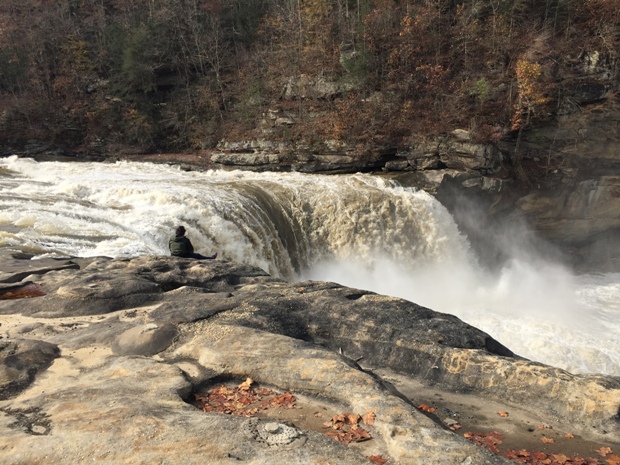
[368, 455, 389, 465]
[606, 454, 620, 465]
[463, 431, 503, 454]
[362, 412, 376, 426]
[532, 451, 548, 461]
[597, 447, 613, 457]
[314, 412, 323, 418]
[538, 423, 552, 430]
[449, 423, 462, 431]
[565, 432, 574, 438]
[540, 436, 555, 444]
[551, 453, 569, 464]
[417, 404, 436, 413]
[254, 387, 273, 396]
[497, 411, 509, 417]
[237, 377, 253, 391]
[324, 431, 347, 445]
[346, 413, 361, 425]
[271, 392, 296, 409]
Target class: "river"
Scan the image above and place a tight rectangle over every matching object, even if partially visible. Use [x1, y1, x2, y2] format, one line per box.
[1, 156, 618, 376]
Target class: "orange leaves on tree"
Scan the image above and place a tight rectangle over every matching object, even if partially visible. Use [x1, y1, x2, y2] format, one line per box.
[511, 59, 552, 131]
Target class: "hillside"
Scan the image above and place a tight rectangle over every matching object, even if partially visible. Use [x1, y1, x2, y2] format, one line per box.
[1, 0, 618, 167]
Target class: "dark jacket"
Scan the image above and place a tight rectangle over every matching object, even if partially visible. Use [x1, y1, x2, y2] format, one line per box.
[169, 235, 194, 257]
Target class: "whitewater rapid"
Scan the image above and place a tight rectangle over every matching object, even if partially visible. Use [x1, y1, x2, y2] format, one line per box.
[1, 156, 618, 376]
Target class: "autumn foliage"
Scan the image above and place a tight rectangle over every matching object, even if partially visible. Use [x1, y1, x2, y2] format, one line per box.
[191, 378, 387, 463]
[0, 0, 618, 153]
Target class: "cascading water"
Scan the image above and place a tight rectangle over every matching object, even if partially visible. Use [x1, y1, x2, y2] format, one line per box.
[1, 156, 618, 376]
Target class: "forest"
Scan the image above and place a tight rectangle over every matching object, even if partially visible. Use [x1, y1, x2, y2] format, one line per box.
[0, 0, 618, 154]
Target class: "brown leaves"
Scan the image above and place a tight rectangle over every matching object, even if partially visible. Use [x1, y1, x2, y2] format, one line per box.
[498, 411, 510, 417]
[606, 455, 620, 465]
[597, 448, 613, 457]
[596, 449, 620, 465]
[362, 411, 376, 426]
[464, 430, 617, 465]
[463, 431, 504, 454]
[368, 455, 389, 465]
[191, 379, 296, 417]
[322, 412, 375, 446]
[448, 422, 462, 431]
[417, 404, 436, 413]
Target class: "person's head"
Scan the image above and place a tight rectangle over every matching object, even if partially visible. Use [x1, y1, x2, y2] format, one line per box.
[175, 225, 186, 237]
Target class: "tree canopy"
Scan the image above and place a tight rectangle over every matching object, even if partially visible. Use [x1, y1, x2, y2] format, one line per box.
[0, 0, 618, 152]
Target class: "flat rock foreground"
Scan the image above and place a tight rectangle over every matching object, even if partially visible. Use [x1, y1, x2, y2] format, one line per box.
[0, 252, 618, 464]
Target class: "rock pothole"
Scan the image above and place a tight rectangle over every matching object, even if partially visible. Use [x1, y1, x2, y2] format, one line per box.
[241, 418, 307, 449]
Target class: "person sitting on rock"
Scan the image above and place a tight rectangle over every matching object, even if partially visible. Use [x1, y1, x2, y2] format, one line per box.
[169, 225, 217, 259]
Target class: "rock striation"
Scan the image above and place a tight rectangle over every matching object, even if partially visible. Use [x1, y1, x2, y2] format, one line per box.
[0, 250, 618, 464]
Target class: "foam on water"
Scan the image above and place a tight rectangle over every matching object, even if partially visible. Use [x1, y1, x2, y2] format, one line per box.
[1, 156, 618, 375]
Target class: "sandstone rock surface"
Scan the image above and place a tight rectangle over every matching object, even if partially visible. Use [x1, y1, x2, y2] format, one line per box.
[0, 251, 618, 464]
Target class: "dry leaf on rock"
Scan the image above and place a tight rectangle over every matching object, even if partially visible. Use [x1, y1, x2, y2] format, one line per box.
[606, 454, 620, 465]
[417, 404, 436, 413]
[551, 453, 569, 464]
[238, 377, 253, 391]
[368, 454, 389, 464]
[463, 431, 503, 454]
[497, 411, 509, 417]
[540, 436, 555, 444]
[362, 412, 376, 425]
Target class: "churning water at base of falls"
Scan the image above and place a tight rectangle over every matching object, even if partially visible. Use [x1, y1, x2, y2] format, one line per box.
[1, 156, 618, 376]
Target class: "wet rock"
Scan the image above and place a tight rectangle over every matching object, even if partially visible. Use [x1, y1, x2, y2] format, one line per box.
[0, 339, 59, 400]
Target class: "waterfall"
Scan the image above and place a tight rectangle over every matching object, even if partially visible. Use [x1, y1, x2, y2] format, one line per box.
[1, 156, 619, 376]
